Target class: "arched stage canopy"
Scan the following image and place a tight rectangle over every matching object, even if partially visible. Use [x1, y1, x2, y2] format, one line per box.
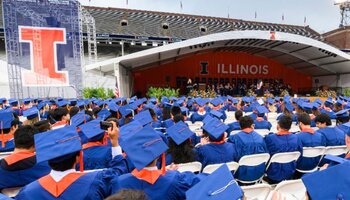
[86, 30, 350, 97]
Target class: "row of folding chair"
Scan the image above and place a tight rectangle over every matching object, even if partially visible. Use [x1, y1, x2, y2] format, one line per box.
[0, 152, 13, 160]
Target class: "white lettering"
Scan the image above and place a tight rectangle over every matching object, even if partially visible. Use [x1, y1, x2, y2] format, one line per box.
[262, 65, 269, 75]
[229, 64, 235, 74]
[250, 65, 258, 75]
[217, 64, 220, 73]
[241, 65, 249, 74]
[221, 64, 228, 74]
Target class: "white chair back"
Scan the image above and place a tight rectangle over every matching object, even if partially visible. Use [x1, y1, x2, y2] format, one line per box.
[1, 187, 22, 198]
[274, 179, 307, 200]
[267, 112, 278, 122]
[241, 184, 272, 200]
[255, 129, 271, 137]
[324, 145, 348, 157]
[202, 161, 239, 174]
[0, 151, 13, 159]
[176, 161, 202, 173]
[296, 147, 326, 173]
[266, 151, 301, 170]
[238, 153, 270, 167]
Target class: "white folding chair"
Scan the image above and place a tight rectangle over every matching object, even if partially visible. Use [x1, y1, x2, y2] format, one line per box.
[311, 127, 319, 131]
[0, 151, 13, 159]
[185, 121, 192, 126]
[226, 111, 236, 121]
[202, 161, 239, 174]
[324, 145, 348, 157]
[267, 179, 307, 200]
[266, 151, 301, 172]
[84, 168, 106, 173]
[241, 184, 272, 200]
[267, 112, 278, 122]
[193, 121, 203, 127]
[1, 187, 22, 198]
[296, 146, 326, 173]
[236, 153, 270, 184]
[176, 161, 202, 173]
[244, 112, 253, 116]
[289, 125, 300, 133]
[255, 129, 271, 137]
[188, 124, 201, 132]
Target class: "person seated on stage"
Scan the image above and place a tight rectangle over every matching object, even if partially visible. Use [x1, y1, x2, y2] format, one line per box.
[162, 105, 181, 128]
[264, 115, 303, 184]
[296, 113, 326, 172]
[0, 125, 51, 190]
[209, 98, 227, 122]
[253, 106, 272, 130]
[190, 98, 209, 124]
[335, 109, 350, 135]
[315, 113, 345, 146]
[228, 116, 268, 182]
[165, 121, 196, 166]
[76, 119, 125, 171]
[112, 125, 201, 200]
[276, 103, 298, 122]
[320, 99, 336, 119]
[16, 124, 127, 200]
[195, 118, 236, 169]
[0, 111, 19, 152]
[50, 107, 70, 129]
[226, 110, 243, 136]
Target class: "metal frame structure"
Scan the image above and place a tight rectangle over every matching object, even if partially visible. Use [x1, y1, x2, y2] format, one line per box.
[335, 0, 350, 27]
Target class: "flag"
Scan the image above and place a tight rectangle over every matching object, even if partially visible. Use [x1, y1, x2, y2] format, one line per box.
[282, 13, 285, 21]
[180, 1, 183, 10]
[227, 13, 230, 18]
[115, 81, 120, 98]
[255, 11, 257, 19]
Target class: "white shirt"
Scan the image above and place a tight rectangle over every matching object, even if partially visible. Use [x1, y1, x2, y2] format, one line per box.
[111, 146, 122, 158]
[50, 169, 76, 182]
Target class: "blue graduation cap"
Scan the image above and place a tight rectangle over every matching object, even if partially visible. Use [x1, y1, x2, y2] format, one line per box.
[311, 102, 319, 110]
[134, 110, 153, 126]
[210, 110, 223, 119]
[119, 104, 133, 117]
[77, 100, 86, 108]
[336, 99, 343, 106]
[0, 111, 14, 129]
[180, 106, 189, 116]
[70, 99, 77, 106]
[22, 98, 31, 105]
[169, 96, 178, 102]
[256, 106, 269, 114]
[167, 121, 194, 145]
[119, 120, 143, 143]
[93, 100, 103, 107]
[283, 95, 291, 103]
[149, 97, 157, 104]
[203, 115, 214, 125]
[250, 96, 256, 102]
[8, 98, 18, 106]
[196, 98, 207, 107]
[266, 98, 274, 105]
[335, 109, 349, 118]
[23, 107, 39, 120]
[57, 99, 68, 107]
[108, 103, 120, 113]
[120, 125, 169, 170]
[302, 161, 350, 200]
[285, 103, 294, 112]
[302, 102, 312, 111]
[242, 96, 251, 103]
[97, 108, 111, 120]
[324, 99, 333, 107]
[174, 99, 184, 107]
[210, 98, 222, 107]
[313, 98, 323, 106]
[186, 164, 243, 200]
[79, 119, 105, 139]
[70, 111, 91, 127]
[34, 125, 82, 163]
[203, 118, 229, 139]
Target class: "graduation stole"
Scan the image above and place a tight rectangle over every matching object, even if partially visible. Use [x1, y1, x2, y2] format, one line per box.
[82, 133, 108, 150]
[276, 130, 291, 135]
[1, 132, 14, 148]
[131, 153, 166, 185]
[38, 172, 86, 198]
[52, 121, 67, 128]
[256, 117, 264, 122]
[242, 128, 254, 134]
[4, 151, 35, 165]
[210, 140, 225, 145]
[301, 128, 315, 134]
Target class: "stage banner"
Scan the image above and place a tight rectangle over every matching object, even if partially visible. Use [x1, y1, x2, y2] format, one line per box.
[3, 0, 83, 97]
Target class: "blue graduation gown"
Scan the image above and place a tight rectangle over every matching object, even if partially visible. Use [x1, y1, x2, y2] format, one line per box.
[227, 122, 241, 136]
[296, 130, 326, 171]
[0, 154, 51, 190]
[253, 120, 272, 130]
[264, 133, 303, 182]
[190, 112, 208, 124]
[114, 170, 200, 200]
[0, 140, 14, 152]
[275, 104, 282, 113]
[336, 124, 350, 135]
[151, 120, 162, 129]
[228, 131, 268, 181]
[320, 109, 336, 119]
[277, 113, 298, 122]
[227, 105, 238, 112]
[317, 127, 345, 146]
[242, 106, 252, 112]
[195, 142, 237, 168]
[162, 119, 175, 128]
[16, 170, 118, 200]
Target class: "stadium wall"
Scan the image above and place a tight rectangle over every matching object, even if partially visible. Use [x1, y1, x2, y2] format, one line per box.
[312, 74, 350, 88]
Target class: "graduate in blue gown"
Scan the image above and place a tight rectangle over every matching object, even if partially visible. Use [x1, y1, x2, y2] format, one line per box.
[315, 113, 345, 146]
[227, 96, 239, 111]
[240, 97, 253, 112]
[162, 106, 181, 128]
[0, 125, 50, 190]
[296, 113, 326, 171]
[228, 116, 268, 182]
[253, 106, 272, 130]
[264, 115, 303, 184]
[112, 125, 201, 200]
[195, 118, 236, 169]
[209, 98, 227, 122]
[0, 111, 19, 152]
[335, 109, 350, 135]
[190, 99, 209, 123]
[226, 110, 243, 136]
[320, 99, 336, 119]
[16, 124, 127, 200]
[276, 103, 298, 122]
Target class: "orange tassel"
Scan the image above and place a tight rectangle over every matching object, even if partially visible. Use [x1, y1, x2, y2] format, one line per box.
[161, 153, 166, 175]
[1, 121, 4, 148]
[79, 151, 84, 172]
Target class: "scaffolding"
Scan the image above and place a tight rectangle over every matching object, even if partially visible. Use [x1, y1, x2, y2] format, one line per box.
[81, 8, 97, 64]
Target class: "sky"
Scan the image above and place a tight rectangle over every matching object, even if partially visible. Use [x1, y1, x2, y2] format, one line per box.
[78, 0, 343, 34]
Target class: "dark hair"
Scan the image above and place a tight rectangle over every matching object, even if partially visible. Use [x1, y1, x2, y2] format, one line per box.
[69, 107, 80, 118]
[173, 114, 184, 123]
[14, 125, 38, 149]
[235, 110, 243, 121]
[162, 107, 171, 121]
[239, 116, 254, 129]
[167, 139, 195, 164]
[105, 189, 148, 200]
[48, 110, 56, 124]
[48, 152, 79, 171]
[92, 107, 102, 119]
[297, 113, 311, 126]
[278, 115, 292, 130]
[171, 106, 181, 116]
[33, 120, 51, 132]
[85, 110, 94, 119]
[315, 113, 331, 126]
[53, 107, 69, 121]
[147, 108, 156, 119]
[203, 129, 224, 142]
[2, 118, 20, 134]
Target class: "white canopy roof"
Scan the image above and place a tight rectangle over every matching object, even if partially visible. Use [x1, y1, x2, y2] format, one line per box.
[86, 30, 350, 77]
